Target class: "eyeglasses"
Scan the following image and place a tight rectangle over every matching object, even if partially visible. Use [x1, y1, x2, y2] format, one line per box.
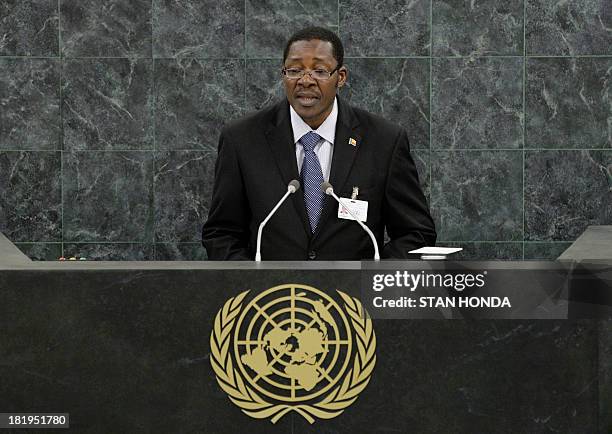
[282, 66, 340, 81]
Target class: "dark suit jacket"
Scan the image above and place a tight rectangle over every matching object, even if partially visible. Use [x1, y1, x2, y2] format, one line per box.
[202, 97, 436, 260]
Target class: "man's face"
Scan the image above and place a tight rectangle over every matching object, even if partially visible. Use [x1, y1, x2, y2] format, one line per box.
[282, 39, 347, 129]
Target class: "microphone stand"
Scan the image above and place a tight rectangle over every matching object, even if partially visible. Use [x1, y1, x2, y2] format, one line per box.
[255, 180, 300, 262]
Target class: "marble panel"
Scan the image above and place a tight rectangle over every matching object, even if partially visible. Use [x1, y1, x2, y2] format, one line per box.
[245, 59, 285, 112]
[63, 151, 154, 242]
[431, 150, 523, 241]
[14, 243, 62, 261]
[155, 59, 245, 151]
[154, 151, 216, 243]
[246, 0, 337, 58]
[341, 58, 430, 149]
[433, 0, 524, 56]
[432, 57, 523, 149]
[525, 150, 612, 241]
[526, 58, 612, 149]
[60, 0, 152, 57]
[0, 151, 61, 242]
[63, 243, 154, 260]
[527, 0, 612, 55]
[294, 321, 598, 433]
[523, 242, 573, 260]
[152, 0, 245, 58]
[0, 0, 58, 56]
[441, 241, 523, 260]
[340, 0, 430, 56]
[0, 59, 60, 150]
[62, 59, 154, 151]
[155, 243, 208, 260]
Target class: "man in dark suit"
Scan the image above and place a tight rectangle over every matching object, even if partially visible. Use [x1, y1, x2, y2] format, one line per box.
[202, 27, 435, 260]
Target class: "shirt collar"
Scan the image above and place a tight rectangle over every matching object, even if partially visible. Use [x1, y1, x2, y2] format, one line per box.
[289, 97, 338, 145]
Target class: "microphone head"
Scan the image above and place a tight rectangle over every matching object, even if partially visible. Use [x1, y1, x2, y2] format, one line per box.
[288, 179, 300, 193]
[320, 181, 333, 195]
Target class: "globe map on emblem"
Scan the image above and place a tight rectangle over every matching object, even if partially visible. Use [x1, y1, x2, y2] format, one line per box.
[233, 284, 353, 402]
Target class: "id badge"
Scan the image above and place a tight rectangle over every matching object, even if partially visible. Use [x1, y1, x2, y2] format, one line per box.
[337, 198, 368, 222]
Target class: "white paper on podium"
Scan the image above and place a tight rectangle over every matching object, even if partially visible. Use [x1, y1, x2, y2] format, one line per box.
[408, 246, 463, 255]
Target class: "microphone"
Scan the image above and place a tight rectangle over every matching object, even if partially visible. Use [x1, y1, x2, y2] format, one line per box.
[255, 180, 300, 262]
[321, 181, 380, 261]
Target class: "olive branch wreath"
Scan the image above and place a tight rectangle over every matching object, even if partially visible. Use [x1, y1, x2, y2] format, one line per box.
[210, 289, 376, 424]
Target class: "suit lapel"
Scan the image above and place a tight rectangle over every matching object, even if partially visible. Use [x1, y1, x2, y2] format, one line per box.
[264, 100, 311, 237]
[313, 98, 362, 240]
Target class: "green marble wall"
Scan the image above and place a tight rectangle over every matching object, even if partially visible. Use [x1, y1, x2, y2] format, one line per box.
[0, 0, 611, 260]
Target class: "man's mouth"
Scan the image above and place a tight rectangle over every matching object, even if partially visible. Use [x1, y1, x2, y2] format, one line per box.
[296, 94, 319, 107]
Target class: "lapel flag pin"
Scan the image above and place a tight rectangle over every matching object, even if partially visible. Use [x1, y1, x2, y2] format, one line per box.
[348, 137, 357, 146]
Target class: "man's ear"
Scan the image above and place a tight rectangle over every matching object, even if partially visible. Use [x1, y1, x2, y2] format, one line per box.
[337, 66, 347, 89]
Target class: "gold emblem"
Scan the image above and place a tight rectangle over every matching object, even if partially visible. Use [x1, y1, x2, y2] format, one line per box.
[210, 284, 376, 424]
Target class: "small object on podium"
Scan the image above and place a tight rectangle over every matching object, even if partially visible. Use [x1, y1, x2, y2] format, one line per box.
[409, 246, 463, 260]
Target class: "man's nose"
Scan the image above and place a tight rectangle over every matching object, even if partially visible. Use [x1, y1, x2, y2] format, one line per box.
[296, 72, 317, 85]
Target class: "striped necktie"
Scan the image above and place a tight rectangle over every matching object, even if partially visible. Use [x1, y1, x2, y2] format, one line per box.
[299, 131, 325, 233]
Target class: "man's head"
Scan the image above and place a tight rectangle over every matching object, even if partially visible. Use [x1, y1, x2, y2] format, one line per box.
[282, 27, 347, 129]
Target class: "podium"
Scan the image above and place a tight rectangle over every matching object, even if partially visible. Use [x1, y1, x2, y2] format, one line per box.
[0, 231, 610, 433]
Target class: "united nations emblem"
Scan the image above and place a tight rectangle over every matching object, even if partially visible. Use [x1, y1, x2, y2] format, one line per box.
[210, 284, 376, 424]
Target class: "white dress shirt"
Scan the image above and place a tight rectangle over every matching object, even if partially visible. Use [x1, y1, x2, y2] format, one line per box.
[289, 97, 337, 182]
